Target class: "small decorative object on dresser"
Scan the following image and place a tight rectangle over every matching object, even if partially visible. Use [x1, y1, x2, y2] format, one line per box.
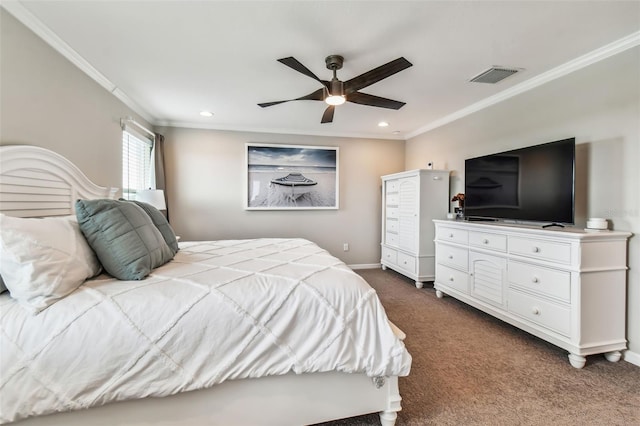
[433, 219, 631, 369]
[451, 192, 465, 219]
[381, 169, 450, 288]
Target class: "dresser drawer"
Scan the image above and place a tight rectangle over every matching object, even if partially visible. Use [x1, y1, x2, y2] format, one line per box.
[508, 261, 571, 302]
[381, 246, 397, 265]
[397, 252, 416, 273]
[386, 219, 398, 233]
[437, 226, 468, 245]
[436, 264, 469, 294]
[436, 244, 468, 271]
[469, 231, 507, 252]
[508, 289, 570, 337]
[386, 180, 400, 193]
[386, 193, 399, 206]
[386, 207, 399, 219]
[385, 232, 398, 247]
[509, 236, 571, 264]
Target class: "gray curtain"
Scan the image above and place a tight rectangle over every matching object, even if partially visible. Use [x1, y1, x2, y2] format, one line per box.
[154, 133, 170, 221]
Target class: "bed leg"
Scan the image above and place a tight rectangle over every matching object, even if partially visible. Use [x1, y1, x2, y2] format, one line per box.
[379, 410, 397, 426]
[379, 375, 401, 426]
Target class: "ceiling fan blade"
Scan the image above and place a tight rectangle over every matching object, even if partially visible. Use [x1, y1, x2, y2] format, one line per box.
[321, 105, 335, 123]
[344, 57, 413, 94]
[278, 57, 328, 86]
[258, 88, 325, 108]
[347, 92, 406, 110]
[258, 100, 288, 108]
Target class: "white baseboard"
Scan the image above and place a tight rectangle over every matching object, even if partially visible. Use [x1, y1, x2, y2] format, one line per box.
[348, 263, 381, 270]
[623, 349, 640, 367]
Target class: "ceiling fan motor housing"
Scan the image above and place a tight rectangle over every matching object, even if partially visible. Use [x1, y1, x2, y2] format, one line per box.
[325, 55, 345, 97]
[329, 79, 344, 97]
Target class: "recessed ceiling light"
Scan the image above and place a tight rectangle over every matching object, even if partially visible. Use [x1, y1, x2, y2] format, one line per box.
[200, 111, 214, 117]
[378, 121, 389, 127]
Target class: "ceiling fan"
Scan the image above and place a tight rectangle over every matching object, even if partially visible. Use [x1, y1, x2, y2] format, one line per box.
[258, 55, 413, 123]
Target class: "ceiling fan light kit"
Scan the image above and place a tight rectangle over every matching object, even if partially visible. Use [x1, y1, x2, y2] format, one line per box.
[325, 94, 346, 106]
[258, 54, 413, 123]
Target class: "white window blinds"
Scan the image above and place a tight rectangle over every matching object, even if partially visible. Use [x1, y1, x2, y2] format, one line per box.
[122, 130, 154, 200]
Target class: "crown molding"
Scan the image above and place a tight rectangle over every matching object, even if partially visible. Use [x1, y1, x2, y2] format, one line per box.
[1, 1, 156, 124]
[406, 30, 640, 139]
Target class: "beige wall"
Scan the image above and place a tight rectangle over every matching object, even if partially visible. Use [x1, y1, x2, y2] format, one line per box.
[406, 46, 640, 359]
[156, 127, 404, 265]
[0, 10, 150, 192]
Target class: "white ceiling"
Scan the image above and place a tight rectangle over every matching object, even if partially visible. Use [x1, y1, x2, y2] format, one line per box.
[4, 1, 640, 140]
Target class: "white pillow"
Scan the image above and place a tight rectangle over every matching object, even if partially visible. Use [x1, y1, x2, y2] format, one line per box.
[0, 214, 102, 313]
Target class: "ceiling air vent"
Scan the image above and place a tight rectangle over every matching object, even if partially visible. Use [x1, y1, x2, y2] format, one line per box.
[469, 67, 520, 84]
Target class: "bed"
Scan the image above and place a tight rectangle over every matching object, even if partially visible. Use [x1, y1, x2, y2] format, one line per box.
[0, 145, 411, 426]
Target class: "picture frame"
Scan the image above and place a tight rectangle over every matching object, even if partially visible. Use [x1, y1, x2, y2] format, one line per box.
[245, 143, 339, 210]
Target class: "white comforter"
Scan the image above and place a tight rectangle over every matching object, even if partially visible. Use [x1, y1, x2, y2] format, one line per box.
[0, 238, 411, 424]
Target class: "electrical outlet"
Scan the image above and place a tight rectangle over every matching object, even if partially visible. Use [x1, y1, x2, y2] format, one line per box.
[343, 243, 349, 251]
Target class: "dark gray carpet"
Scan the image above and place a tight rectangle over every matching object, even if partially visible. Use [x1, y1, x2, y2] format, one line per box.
[317, 268, 640, 426]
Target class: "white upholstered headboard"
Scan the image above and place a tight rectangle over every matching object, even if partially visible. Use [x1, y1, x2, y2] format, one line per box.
[0, 145, 118, 218]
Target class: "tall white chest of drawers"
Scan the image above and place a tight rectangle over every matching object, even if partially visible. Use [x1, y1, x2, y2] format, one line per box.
[381, 170, 450, 288]
[433, 219, 631, 368]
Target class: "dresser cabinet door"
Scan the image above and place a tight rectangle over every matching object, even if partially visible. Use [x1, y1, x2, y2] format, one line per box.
[469, 251, 506, 308]
[398, 177, 418, 252]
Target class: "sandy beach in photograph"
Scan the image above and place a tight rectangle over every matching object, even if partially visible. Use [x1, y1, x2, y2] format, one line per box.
[248, 168, 336, 208]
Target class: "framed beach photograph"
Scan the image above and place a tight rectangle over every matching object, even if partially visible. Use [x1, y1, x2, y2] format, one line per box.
[245, 143, 339, 210]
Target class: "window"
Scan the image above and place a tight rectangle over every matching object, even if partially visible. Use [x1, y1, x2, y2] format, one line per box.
[122, 130, 154, 200]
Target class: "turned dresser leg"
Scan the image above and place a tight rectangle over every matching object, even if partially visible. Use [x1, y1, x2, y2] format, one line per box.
[604, 351, 622, 363]
[415, 281, 423, 289]
[435, 289, 444, 299]
[568, 353, 586, 369]
[379, 410, 397, 426]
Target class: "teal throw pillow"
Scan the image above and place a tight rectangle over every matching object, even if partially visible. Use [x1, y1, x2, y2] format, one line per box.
[121, 199, 179, 255]
[75, 199, 174, 280]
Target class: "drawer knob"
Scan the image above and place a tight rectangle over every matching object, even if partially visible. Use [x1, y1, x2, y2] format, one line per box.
[483, 239, 489, 244]
[449, 276, 455, 282]
[532, 277, 539, 283]
[448, 255, 453, 259]
[532, 307, 540, 315]
[449, 233, 454, 238]
[532, 246, 540, 253]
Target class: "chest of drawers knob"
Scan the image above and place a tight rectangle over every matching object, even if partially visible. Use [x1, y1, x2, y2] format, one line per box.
[483, 239, 489, 244]
[532, 307, 540, 315]
[532, 277, 539, 283]
[532, 246, 540, 253]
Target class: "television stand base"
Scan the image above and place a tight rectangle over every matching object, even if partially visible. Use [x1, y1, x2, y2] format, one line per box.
[542, 222, 565, 228]
[465, 217, 498, 222]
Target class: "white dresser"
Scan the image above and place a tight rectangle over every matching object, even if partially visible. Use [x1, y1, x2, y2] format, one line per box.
[433, 219, 631, 368]
[380, 170, 450, 288]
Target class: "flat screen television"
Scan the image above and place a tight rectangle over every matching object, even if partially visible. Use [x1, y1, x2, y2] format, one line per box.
[464, 138, 575, 225]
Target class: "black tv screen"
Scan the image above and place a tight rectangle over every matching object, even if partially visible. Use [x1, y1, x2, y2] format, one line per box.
[464, 138, 575, 224]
